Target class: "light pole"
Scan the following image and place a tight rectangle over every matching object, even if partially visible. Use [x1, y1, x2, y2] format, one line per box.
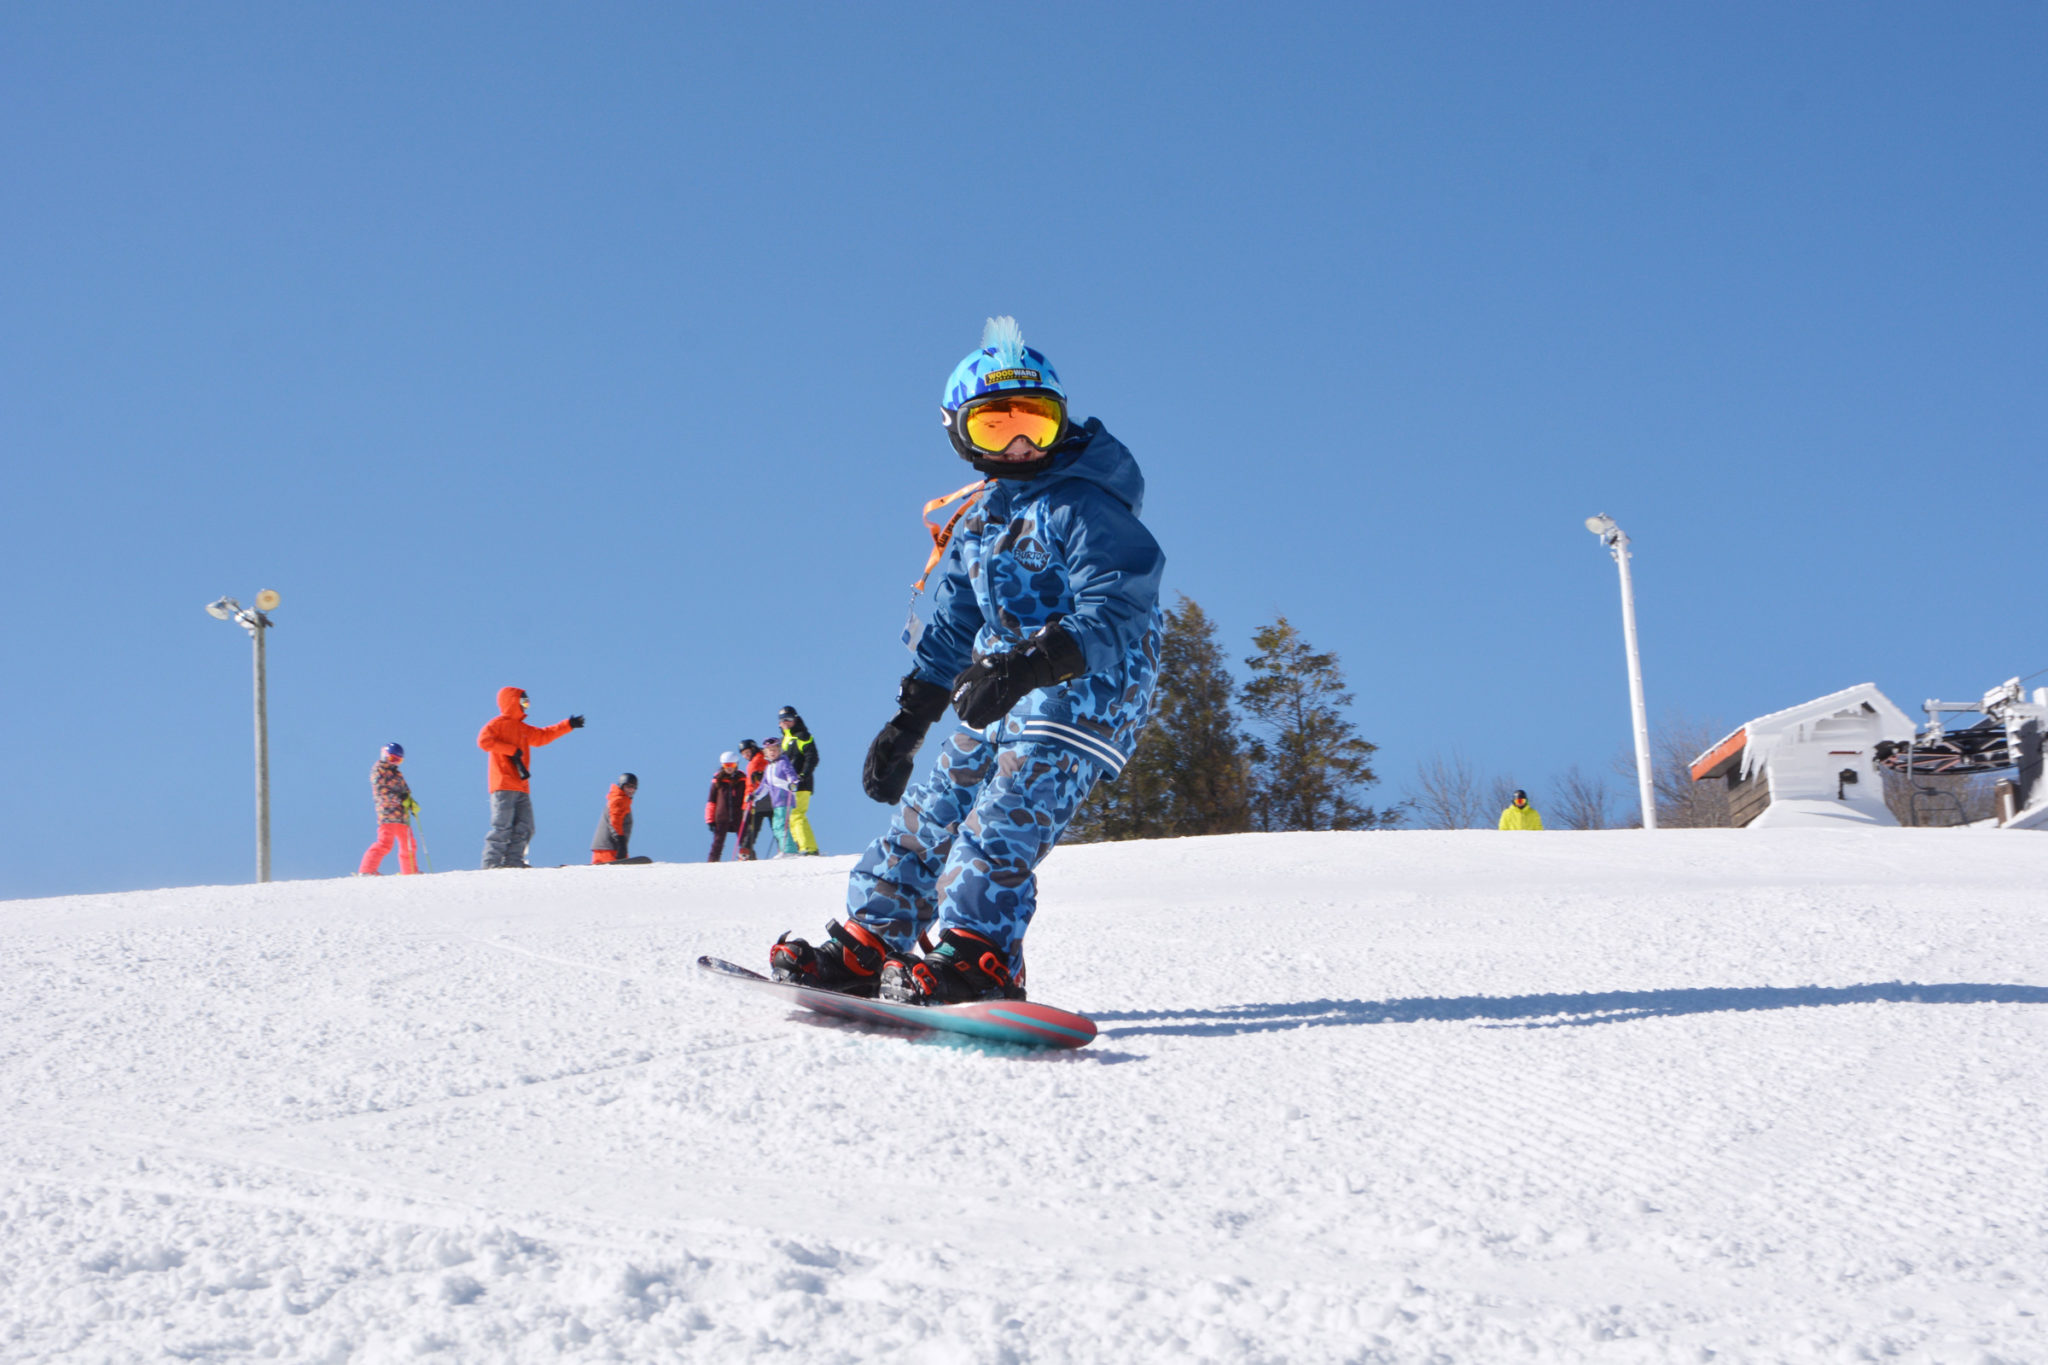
[1584, 516, 1657, 830]
[206, 590, 282, 880]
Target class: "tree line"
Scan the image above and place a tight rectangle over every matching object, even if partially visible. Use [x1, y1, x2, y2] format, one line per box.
[1064, 596, 1402, 842]
[1405, 717, 1742, 830]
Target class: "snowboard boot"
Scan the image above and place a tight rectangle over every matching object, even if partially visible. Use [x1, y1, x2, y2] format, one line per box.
[879, 927, 1025, 1005]
[769, 918, 890, 997]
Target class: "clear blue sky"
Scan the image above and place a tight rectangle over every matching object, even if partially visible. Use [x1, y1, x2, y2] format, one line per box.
[4, 4, 2043, 896]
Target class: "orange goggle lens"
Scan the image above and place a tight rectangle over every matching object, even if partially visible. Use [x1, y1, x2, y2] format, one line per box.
[960, 394, 1065, 453]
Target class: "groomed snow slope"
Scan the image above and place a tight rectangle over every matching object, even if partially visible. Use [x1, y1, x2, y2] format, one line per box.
[3, 831, 2045, 1364]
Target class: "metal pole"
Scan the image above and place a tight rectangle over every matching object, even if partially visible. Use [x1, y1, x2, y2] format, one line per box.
[253, 620, 271, 882]
[1610, 533, 1658, 830]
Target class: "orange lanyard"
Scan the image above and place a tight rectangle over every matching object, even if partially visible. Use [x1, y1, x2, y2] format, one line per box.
[914, 479, 990, 591]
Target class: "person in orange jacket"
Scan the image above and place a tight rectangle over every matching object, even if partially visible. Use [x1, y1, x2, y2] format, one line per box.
[592, 773, 639, 864]
[706, 752, 748, 862]
[476, 686, 583, 868]
[736, 739, 769, 861]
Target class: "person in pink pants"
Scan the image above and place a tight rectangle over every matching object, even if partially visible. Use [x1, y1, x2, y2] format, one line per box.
[358, 742, 420, 875]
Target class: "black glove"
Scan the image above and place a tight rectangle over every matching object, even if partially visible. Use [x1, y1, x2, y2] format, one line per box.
[706, 822, 715, 832]
[568, 714, 586, 729]
[862, 675, 953, 804]
[950, 626, 1088, 728]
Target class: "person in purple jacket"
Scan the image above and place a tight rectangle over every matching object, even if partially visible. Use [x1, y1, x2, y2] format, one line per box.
[757, 737, 801, 858]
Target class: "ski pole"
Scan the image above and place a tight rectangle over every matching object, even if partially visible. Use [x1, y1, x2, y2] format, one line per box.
[410, 813, 433, 873]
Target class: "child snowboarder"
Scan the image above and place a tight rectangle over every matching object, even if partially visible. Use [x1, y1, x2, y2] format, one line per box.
[592, 773, 643, 863]
[705, 752, 748, 861]
[758, 737, 801, 858]
[357, 742, 419, 875]
[736, 739, 768, 860]
[771, 316, 1164, 1004]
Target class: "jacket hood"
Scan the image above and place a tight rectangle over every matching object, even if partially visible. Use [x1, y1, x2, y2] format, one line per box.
[497, 686, 527, 718]
[1014, 418, 1145, 515]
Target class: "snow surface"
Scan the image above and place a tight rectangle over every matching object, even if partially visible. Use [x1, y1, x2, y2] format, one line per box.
[4, 830, 2046, 1363]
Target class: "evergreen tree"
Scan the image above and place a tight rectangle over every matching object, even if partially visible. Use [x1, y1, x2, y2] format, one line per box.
[1239, 615, 1401, 831]
[1067, 595, 1252, 842]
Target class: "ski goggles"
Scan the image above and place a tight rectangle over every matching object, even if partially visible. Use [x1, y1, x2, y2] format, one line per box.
[956, 393, 1066, 453]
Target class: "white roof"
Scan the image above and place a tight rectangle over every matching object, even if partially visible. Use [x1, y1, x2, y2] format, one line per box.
[1737, 682, 1915, 744]
[1691, 683, 1918, 780]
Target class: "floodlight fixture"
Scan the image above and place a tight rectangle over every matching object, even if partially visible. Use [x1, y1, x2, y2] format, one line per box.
[205, 597, 239, 621]
[1583, 515, 1657, 830]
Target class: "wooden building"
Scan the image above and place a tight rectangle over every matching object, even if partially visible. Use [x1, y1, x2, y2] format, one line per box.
[1689, 684, 1917, 829]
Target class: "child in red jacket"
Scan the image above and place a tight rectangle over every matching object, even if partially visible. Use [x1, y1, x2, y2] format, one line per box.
[706, 753, 748, 862]
[736, 739, 769, 860]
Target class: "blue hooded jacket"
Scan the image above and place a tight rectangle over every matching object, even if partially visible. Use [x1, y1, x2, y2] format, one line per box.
[910, 418, 1165, 776]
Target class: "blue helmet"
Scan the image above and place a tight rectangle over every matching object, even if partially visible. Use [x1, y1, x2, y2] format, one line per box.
[941, 317, 1070, 478]
[382, 742, 404, 759]
[943, 316, 1066, 412]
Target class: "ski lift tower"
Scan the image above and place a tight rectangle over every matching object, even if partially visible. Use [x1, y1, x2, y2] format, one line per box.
[205, 590, 282, 882]
[1877, 678, 2048, 827]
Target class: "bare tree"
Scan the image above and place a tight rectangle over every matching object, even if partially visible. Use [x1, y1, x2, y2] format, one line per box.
[1407, 751, 1488, 829]
[1881, 769, 1999, 827]
[1611, 713, 1733, 828]
[1550, 764, 1616, 830]
[1486, 775, 1522, 823]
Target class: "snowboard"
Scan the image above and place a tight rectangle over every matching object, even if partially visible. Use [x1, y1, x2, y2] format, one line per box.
[695, 955, 1098, 1050]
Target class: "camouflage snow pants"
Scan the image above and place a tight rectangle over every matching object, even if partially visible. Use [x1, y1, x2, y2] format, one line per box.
[845, 730, 1100, 962]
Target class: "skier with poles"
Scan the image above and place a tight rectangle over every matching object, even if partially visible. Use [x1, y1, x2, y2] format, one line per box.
[770, 316, 1164, 1004]
[357, 742, 419, 875]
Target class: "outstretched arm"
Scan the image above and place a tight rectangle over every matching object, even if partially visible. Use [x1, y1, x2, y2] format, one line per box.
[522, 718, 576, 749]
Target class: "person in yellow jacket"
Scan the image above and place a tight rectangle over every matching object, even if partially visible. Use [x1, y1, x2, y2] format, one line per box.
[1498, 789, 1544, 830]
[777, 705, 822, 855]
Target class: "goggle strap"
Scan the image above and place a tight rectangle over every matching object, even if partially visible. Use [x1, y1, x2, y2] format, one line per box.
[914, 479, 992, 591]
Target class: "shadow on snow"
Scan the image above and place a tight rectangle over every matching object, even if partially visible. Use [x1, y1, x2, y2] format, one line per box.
[1095, 982, 2048, 1038]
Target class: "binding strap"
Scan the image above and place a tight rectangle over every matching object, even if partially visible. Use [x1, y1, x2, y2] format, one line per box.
[914, 478, 991, 591]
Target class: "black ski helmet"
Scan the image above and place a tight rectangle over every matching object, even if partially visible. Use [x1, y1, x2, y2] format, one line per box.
[618, 772, 639, 790]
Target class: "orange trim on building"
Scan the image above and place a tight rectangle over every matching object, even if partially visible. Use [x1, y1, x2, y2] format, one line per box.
[1690, 727, 1748, 783]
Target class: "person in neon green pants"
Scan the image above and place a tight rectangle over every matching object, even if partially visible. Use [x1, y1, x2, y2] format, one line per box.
[1498, 789, 1544, 830]
[777, 705, 821, 854]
